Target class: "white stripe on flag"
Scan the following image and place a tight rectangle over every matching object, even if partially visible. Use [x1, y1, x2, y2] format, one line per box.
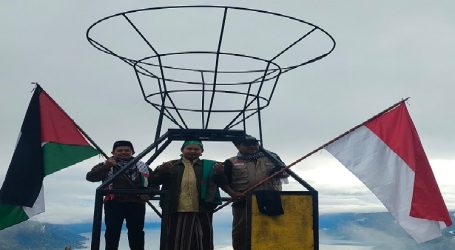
[326, 125, 443, 243]
[23, 186, 45, 217]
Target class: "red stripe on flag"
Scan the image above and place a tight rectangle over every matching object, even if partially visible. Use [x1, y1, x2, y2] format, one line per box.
[39, 91, 90, 146]
[365, 103, 416, 171]
[366, 103, 452, 226]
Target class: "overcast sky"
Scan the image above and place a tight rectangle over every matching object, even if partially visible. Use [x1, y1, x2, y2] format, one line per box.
[1, 0, 454, 226]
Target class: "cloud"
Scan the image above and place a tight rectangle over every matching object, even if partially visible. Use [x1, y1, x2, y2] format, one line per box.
[1, 0, 455, 227]
[321, 212, 455, 250]
[283, 154, 455, 214]
[338, 223, 411, 249]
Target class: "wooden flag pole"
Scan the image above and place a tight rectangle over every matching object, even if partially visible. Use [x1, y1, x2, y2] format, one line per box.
[214, 97, 410, 212]
[31, 82, 109, 158]
[31, 82, 162, 217]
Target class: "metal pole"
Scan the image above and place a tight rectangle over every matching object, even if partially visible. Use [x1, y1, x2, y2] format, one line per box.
[145, 139, 172, 165]
[99, 131, 169, 188]
[205, 7, 228, 129]
[313, 191, 319, 250]
[260, 148, 316, 192]
[91, 189, 104, 250]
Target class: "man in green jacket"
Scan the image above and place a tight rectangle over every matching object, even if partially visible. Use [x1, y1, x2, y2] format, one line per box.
[151, 140, 224, 250]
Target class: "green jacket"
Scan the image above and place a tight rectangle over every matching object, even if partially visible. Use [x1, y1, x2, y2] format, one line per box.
[150, 158, 223, 214]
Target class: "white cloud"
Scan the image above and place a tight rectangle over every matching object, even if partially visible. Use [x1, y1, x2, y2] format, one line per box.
[28, 147, 455, 224]
[1, 0, 454, 226]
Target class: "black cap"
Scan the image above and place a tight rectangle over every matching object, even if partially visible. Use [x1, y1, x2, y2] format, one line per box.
[233, 135, 259, 146]
[112, 140, 134, 153]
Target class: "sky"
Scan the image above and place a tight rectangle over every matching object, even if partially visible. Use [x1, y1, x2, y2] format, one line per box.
[1, 0, 454, 231]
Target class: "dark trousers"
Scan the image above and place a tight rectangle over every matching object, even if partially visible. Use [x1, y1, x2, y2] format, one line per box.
[161, 212, 214, 250]
[104, 201, 146, 250]
[232, 202, 246, 250]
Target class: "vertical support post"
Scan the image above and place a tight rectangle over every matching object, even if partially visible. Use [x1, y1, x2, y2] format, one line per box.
[200, 71, 206, 129]
[257, 98, 263, 146]
[313, 191, 319, 250]
[91, 189, 104, 250]
[205, 7, 228, 128]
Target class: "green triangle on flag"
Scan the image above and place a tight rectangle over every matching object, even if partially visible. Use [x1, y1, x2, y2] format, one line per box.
[0, 204, 29, 230]
[0, 84, 100, 230]
[43, 142, 99, 176]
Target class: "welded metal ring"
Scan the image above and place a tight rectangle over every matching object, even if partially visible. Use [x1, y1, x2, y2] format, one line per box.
[133, 51, 282, 85]
[144, 89, 270, 112]
[86, 5, 336, 74]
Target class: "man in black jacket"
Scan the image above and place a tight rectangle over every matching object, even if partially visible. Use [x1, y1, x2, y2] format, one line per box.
[86, 140, 152, 250]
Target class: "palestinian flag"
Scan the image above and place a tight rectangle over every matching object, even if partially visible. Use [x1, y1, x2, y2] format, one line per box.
[0, 85, 99, 230]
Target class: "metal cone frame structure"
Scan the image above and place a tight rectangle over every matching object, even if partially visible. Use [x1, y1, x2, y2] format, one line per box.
[87, 5, 335, 250]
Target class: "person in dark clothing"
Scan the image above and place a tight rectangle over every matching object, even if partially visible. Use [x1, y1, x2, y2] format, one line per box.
[220, 135, 288, 250]
[150, 140, 224, 250]
[86, 140, 152, 250]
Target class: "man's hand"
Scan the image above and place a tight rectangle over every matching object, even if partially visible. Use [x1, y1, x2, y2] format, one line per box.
[221, 184, 245, 201]
[229, 191, 245, 201]
[214, 162, 224, 175]
[156, 162, 174, 174]
[104, 157, 117, 168]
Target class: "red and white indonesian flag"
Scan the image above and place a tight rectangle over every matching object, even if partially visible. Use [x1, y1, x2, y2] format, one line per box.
[325, 102, 452, 243]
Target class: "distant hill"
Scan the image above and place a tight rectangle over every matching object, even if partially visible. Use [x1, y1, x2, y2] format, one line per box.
[320, 211, 455, 249]
[0, 212, 453, 249]
[0, 221, 161, 249]
[0, 220, 86, 250]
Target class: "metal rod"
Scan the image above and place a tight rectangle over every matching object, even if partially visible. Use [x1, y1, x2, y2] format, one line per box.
[90, 189, 104, 250]
[201, 71, 206, 129]
[227, 86, 251, 130]
[264, 68, 282, 107]
[260, 148, 316, 192]
[100, 188, 163, 218]
[269, 28, 316, 61]
[205, 7, 228, 129]
[286, 169, 316, 192]
[224, 82, 252, 130]
[313, 191, 319, 250]
[32, 83, 109, 159]
[147, 201, 163, 219]
[224, 62, 271, 130]
[133, 67, 183, 129]
[145, 138, 172, 165]
[162, 90, 189, 129]
[100, 188, 165, 196]
[257, 97, 263, 145]
[154, 78, 166, 148]
[87, 5, 336, 74]
[214, 98, 410, 212]
[135, 76, 183, 128]
[124, 14, 188, 130]
[122, 13, 159, 55]
[36, 82, 164, 242]
[99, 131, 169, 189]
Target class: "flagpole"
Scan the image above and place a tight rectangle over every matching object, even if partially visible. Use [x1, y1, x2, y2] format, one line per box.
[31, 82, 109, 158]
[214, 97, 410, 212]
[31, 83, 162, 217]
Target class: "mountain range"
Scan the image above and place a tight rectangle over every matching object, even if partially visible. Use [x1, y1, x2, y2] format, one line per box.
[0, 212, 453, 249]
